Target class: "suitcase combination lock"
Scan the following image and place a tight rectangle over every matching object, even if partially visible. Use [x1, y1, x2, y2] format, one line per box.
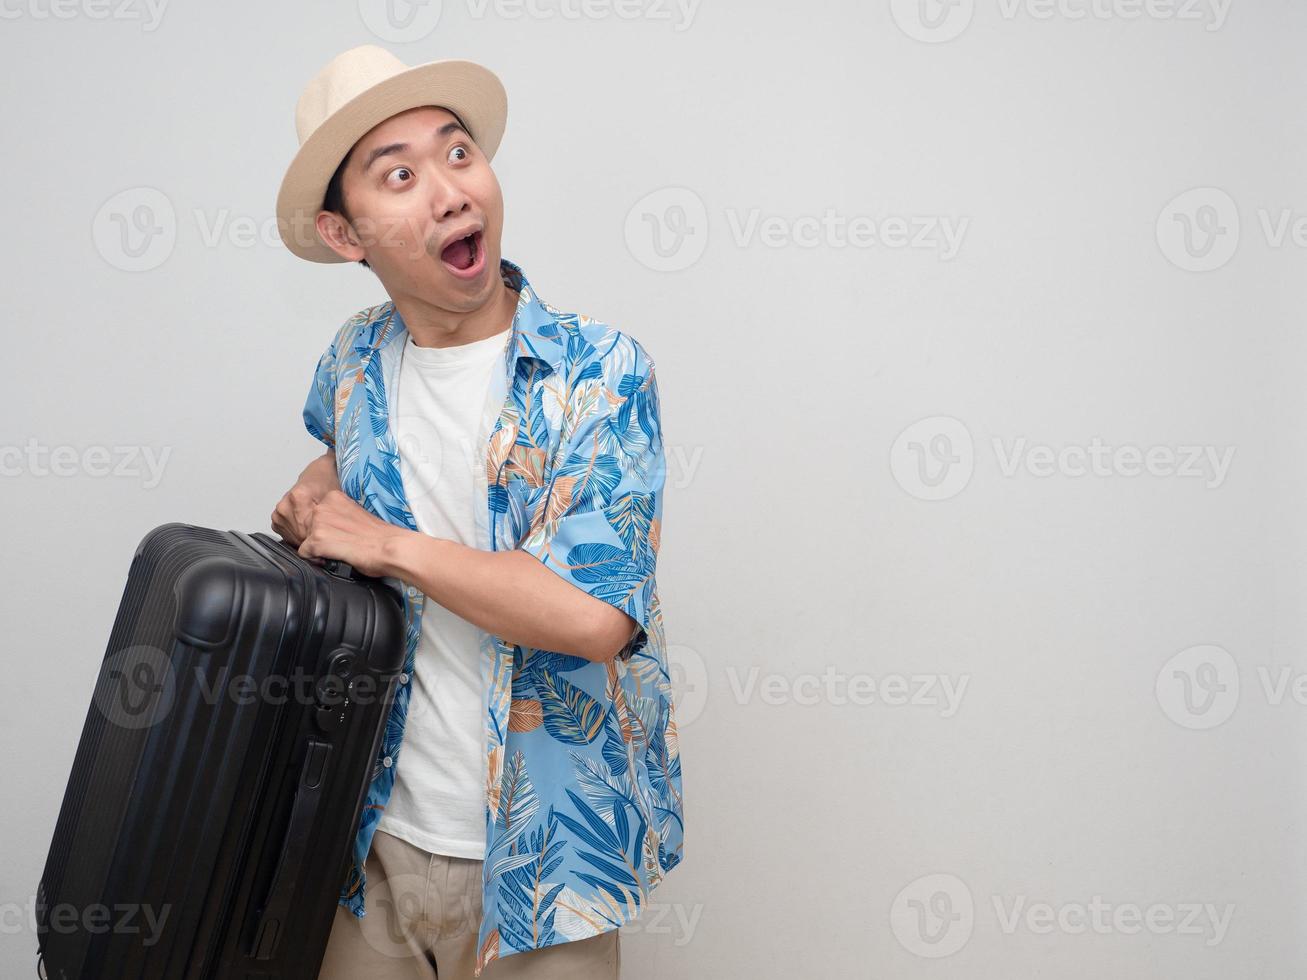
[313, 649, 359, 732]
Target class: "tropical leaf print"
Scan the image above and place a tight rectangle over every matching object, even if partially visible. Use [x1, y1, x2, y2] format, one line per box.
[555, 445, 621, 513]
[496, 749, 539, 834]
[336, 404, 363, 498]
[525, 651, 590, 675]
[550, 884, 626, 940]
[537, 475, 574, 532]
[515, 365, 552, 459]
[566, 543, 648, 620]
[478, 929, 500, 969]
[563, 376, 604, 435]
[508, 698, 542, 732]
[555, 787, 643, 911]
[485, 417, 517, 485]
[575, 739, 635, 816]
[512, 649, 589, 700]
[604, 491, 655, 558]
[505, 478, 532, 547]
[506, 444, 548, 488]
[485, 744, 504, 828]
[495, 809, 568, 952]
[645, 697, 682, 801]
[564, 328, 599, 370]
[536, 669, 605, 744]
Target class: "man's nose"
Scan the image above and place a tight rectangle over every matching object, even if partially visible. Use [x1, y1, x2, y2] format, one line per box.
[426, 170, 472, 220]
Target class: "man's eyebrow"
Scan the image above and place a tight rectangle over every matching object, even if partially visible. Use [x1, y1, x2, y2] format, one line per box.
[361, 121, 471, 175]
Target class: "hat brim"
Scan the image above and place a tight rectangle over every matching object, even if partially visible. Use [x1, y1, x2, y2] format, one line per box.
[275, 59, 507, 264]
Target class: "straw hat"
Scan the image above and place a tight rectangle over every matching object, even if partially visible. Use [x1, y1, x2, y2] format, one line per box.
[276, 44, 507, 263]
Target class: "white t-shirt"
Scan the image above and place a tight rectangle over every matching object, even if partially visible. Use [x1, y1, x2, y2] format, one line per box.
[375, 323, 512, 859]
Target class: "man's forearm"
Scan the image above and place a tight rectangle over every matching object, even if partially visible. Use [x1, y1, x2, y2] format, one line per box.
[304, 448, 339, 490]
[378, 530, 633, 663]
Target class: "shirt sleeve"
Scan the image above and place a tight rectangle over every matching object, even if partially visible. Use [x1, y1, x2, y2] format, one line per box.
[519, 339, 666, 662]
[302, 339, 338, 450]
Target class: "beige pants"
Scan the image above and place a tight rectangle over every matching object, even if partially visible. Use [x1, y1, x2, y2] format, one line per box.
[316, 829, 620, 979]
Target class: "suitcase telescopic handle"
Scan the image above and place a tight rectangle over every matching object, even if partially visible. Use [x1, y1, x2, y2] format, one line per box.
[250, 737, 333, 961]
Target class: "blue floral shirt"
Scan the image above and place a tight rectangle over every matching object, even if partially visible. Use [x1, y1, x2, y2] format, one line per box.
[302, 257, 683, 975]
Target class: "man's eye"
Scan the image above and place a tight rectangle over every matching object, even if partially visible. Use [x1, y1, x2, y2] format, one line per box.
[386, 166, 414, 184]
[449, 144, 469, 163]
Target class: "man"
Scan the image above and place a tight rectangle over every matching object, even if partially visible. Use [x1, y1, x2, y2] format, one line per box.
[270, 45, 683, 979]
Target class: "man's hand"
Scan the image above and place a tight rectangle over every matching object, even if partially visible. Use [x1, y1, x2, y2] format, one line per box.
[297, 489, 410, 579]
[271, 450, 340, 548]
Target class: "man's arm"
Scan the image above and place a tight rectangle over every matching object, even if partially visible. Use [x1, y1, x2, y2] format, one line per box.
[378, 531, 638, 664]
[375, 338, 665, 666]
[271, 449, 340, 548]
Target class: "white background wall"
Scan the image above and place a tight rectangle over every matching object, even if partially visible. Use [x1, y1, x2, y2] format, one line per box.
[2, 1, 1304, 977]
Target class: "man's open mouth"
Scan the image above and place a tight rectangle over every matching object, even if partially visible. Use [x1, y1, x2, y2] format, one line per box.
[440, 229, 482, 271]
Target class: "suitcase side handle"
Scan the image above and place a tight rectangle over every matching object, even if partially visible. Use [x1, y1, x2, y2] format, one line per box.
[250, 737, 333, 961]
[322, 558, 356, 580]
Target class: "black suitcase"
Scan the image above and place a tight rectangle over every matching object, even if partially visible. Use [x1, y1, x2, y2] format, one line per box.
[36, 523, 407, 979]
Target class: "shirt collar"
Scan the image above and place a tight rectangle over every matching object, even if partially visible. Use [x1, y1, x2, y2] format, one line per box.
[497, 256, 567, 376]
[377, 256, 566, 376]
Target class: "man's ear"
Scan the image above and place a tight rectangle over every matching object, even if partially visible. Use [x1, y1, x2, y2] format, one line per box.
[314, 210, 365, 263]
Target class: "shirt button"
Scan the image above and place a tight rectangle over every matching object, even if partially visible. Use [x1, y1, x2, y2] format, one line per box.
[382, 755, 393, 768]
[399, 672, 409, 685]
[406, 587, 419, 599]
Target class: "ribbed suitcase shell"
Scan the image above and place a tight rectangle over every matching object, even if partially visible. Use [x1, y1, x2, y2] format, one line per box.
[36, 523, 406, 979]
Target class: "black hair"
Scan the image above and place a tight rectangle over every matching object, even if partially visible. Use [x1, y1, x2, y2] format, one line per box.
[322, 146, 368, 270]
